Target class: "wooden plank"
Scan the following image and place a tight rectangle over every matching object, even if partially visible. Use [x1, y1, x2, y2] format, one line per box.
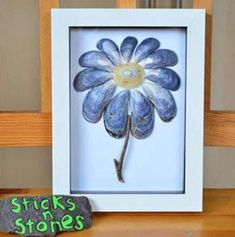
[0, 113, 51, 147]
[1, 189, 235, 215]
[39, 0, 59, 112]
[193, 0, 213, 112]
[1, 189, 235, 237]
[2, 230, 235, 237]
[62, 230, 235, 237]
[203, 189, 235, 215]
[0, 1, 56, 148]
[194, 0, 235, 147]
[116, 0, 137, 8]
[205, 112, 235, 146]
[0, 189, 51, 196]
[69, 216, 235, 237]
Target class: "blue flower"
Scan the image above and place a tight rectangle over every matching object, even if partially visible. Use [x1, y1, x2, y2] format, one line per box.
[73, 37, 180, 182]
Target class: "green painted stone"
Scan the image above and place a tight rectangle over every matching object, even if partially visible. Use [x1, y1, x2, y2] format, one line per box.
[0, 195, 92, 236]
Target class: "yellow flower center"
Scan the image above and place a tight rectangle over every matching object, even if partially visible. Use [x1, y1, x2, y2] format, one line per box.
[113, 63, 144, 89]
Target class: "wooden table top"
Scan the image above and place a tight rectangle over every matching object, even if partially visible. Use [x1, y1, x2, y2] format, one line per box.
[1, 189, 235, 236]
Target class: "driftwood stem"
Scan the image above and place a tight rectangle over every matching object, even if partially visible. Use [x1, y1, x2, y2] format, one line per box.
[114, 115, 131, 183]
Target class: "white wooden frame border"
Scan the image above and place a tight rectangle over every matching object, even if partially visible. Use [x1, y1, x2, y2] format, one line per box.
[52, 9, 205, 212]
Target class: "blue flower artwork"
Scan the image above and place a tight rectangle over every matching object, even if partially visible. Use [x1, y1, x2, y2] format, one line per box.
[73, 37, 180, 183]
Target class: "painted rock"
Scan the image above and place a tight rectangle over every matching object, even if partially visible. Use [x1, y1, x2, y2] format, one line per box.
[0, 195, 92, 236]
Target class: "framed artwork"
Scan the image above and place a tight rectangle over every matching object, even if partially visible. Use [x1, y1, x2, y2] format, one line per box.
[52, 9, 205, 211]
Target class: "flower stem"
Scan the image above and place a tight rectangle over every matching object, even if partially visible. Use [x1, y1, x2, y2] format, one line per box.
[114, 115, 131, 183]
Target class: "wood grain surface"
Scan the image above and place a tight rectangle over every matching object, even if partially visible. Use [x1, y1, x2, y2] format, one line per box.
[194, 0, 235, 147]
[39, 0, 59, 113]
[0, 113, 51, 147]
[193, 0, 212, 112]
[0, 189, 235, 236]
[116, 0, 137, 8]
[205, 112, 235, 146]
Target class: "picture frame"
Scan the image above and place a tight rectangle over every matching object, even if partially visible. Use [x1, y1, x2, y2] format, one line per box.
[52, 9, 205, 212]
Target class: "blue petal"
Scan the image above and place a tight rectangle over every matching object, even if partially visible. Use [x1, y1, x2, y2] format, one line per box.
[74, 69, 113, 92]
[145, 68, 180, 91]
[120, 36, 138, 62]
[104, 90, 130, 138]
[97, 38, 120, 66]
[79, 50, 114, 72]
[139, 49, 178, 69]
[130, 90, 154, 139]
[143, 81, 177, 122]
[83, 81, 116, 123]
[134, 38, 160, 63]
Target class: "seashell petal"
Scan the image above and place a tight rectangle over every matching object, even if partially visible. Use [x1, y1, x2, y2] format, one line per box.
[130, 90, 154, 139]
[73, 69, 113, 92]
[79, 50, 114, 72]
[104, 90, 130, 138]
[134, 38, 160, 63]
[139, 49, 178, 69]
[97, 38, 120, 66]
[145, 68, 180, 91]
[142, 81, 177, 122]
[83, 81, 116, 123]
[120, 36, 138, 62]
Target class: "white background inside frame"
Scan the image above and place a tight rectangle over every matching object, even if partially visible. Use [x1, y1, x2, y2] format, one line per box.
[70, 27, 186, 193]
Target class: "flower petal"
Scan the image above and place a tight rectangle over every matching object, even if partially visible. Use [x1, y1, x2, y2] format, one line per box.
[134, 38, 160, 63]
[79, 50, 114, 72]
[74, 69, 113, 92]
[83, 81, 116, 123]
[130, 90, 154, 139]
[104, 90, 130, 138]
[120, 36, 138, 62]
[139, 49, 178, 69]
[145, 68, 180, 91]
[143, 81, 177, 122]
[97, 38, 120, 66]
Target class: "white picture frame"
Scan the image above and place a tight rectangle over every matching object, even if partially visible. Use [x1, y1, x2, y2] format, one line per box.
[52, 9, 205, 212]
